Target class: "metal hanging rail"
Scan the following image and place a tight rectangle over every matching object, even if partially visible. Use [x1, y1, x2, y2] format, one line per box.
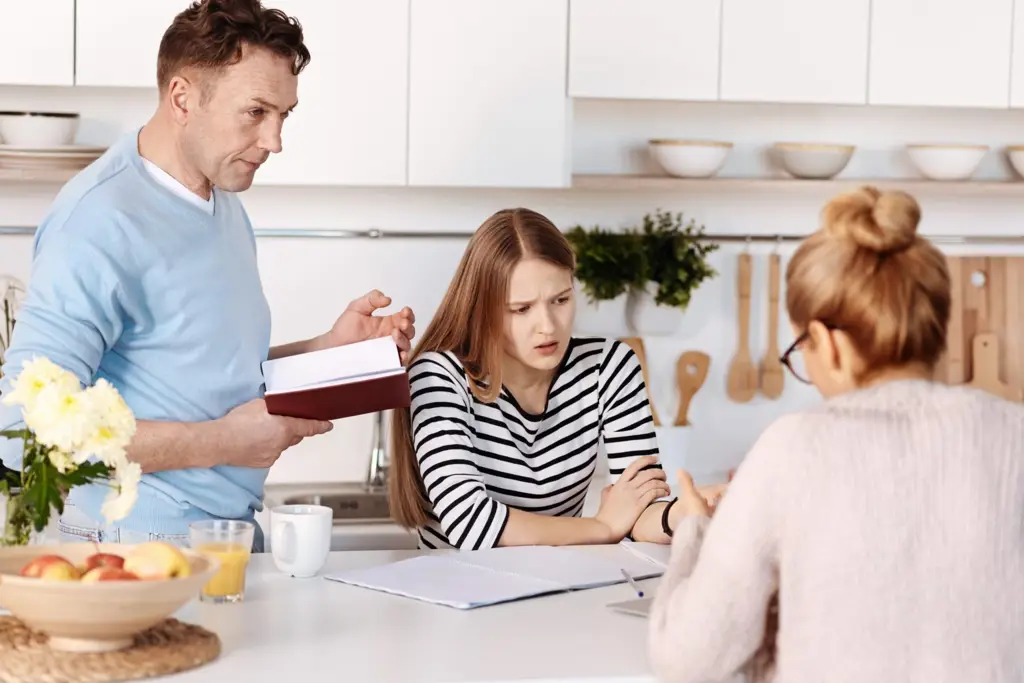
[1, 225, 1024, 245]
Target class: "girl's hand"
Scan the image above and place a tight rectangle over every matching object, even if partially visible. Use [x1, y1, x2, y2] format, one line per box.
[595, 456, 672, 541]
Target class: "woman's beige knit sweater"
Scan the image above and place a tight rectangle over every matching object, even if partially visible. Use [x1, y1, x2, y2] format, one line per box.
[649, 379, 1024, 683]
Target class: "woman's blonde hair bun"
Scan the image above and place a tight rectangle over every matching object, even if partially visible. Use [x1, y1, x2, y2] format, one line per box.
[822, 185, 921, 254]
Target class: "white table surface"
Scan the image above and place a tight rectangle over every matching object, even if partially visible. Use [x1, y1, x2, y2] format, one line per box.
[160, 546, 661, 683]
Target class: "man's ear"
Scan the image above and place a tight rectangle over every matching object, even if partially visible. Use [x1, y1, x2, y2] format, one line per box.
[166, 75, 195, 124]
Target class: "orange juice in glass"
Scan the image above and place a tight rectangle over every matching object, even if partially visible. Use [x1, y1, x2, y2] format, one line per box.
[189, 520, 255, 603]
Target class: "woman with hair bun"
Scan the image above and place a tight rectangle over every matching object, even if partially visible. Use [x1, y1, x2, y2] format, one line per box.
[647, 186, 1024, 683]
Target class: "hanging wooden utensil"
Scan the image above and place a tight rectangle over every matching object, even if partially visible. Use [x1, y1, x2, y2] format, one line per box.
[966, 332, 1022, 401]
[726, 253, 758, 402]
[759, 253, 785, 399]
[673, 350, 711, 426]
[619, 336, 662, 425]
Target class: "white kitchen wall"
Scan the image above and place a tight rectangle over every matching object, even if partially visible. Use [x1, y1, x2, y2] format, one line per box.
[2, 85, 1024, 486]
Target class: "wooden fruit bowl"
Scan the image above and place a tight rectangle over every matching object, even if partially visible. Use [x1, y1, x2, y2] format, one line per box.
[0, 542, 219, 653]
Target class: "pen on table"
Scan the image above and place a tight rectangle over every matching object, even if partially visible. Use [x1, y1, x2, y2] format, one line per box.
[620, 568, 644, 598]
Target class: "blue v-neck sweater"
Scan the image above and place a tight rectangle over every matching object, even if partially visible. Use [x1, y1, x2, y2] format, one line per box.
[0, 131, 273, 534]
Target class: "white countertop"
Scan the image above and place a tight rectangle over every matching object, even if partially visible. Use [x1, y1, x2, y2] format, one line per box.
[160, 546, 659, 683]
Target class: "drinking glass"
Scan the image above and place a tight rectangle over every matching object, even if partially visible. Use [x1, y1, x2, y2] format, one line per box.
[189, 519, 255, 603]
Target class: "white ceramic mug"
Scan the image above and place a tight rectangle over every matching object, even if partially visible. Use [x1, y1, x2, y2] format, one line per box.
[270, 504, 333, 578]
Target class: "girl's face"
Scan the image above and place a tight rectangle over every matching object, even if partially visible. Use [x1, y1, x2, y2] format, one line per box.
[502, 258, 576, 373]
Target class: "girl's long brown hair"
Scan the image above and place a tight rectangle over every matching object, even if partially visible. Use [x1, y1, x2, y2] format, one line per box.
[388, 208, 576, 529]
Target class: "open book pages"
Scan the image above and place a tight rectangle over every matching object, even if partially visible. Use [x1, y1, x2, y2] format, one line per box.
[324, 544, 665, 610]
[261, 337, 404, 395]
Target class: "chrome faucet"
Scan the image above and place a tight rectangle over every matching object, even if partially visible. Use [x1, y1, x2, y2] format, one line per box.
[366, 410, 389, 489]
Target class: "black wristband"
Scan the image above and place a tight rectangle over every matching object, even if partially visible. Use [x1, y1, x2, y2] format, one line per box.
[661, 497, 679, 537]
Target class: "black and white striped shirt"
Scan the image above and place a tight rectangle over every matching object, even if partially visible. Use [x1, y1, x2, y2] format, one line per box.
[407, 336, 661, 550]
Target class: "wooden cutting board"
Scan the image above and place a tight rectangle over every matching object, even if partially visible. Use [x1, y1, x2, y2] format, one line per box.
[935, 256, 1024, 401]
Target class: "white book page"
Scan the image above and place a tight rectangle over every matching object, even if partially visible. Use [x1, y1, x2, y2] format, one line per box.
[324, 555, 562, 609]
[261, 337, 402, 393]
[263, 367, 406, 396]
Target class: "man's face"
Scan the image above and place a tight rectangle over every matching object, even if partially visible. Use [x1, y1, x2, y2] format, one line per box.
[181, 45, 298, 192]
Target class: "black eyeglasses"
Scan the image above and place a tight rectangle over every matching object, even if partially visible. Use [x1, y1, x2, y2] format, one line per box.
[779, 325, 840, 385]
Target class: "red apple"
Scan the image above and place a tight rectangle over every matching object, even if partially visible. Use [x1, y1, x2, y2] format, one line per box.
[81, 566, 140, 582]
[82, 552, 125, 572]
[19, 555, 80, 580]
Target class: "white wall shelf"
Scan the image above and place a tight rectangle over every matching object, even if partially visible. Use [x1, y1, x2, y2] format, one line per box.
[4, 169, 1024, 197]
[571, 174, 1024, 195]
[0, 168, 89, 184]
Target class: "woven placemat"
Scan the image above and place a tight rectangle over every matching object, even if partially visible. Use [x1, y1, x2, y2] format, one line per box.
[0, 616, 221, 683]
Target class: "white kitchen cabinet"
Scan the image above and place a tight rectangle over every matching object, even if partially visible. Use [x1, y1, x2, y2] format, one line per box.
[408, 0, 571, 188]
[568, 0, 721, 101]
[0, 1, 74, 86]
[253, 1, 409, 186]
[75, 0, 184, 87]
[869, 0, 1013, 108]
[719, 0, 870, 105]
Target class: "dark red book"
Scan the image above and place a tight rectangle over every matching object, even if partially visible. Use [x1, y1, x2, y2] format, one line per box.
[261, 338, 411, 421]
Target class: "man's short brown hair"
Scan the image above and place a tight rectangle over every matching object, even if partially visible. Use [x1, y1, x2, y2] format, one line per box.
[156, 0, 311, 91]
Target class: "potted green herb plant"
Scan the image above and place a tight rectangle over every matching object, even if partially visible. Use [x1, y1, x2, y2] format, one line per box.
[565, 224, 644, 336]
[625, 210, 719, 336]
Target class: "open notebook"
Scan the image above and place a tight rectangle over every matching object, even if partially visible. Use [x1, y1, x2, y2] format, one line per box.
[619, 539, 672, 569]
[324, 544, 666, 609]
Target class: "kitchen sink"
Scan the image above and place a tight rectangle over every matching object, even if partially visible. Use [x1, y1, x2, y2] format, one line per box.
[283, 482, 392, 525]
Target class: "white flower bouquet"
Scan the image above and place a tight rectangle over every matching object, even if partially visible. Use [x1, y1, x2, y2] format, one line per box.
[1, 356, 141, 546]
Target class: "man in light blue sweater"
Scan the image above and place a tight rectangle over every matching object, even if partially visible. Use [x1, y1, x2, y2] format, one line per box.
[0, 0, 415, 551]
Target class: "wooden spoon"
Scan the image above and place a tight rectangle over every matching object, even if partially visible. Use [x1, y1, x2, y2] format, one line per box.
[759, 253, 785, 399]
[967, 332, 1022, 401]
[673, 351, 711, 426]
[726, 253, 758, 403]
[619, 336, 662, 425]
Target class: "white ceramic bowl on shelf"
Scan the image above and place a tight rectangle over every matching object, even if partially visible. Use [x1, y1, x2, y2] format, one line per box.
[0, 111, 80, 147]
[1005, 146, 1024, 178]
[772, 142, 855, 179]
[906, 144, 988, 180]
[648, 139, 732, 178]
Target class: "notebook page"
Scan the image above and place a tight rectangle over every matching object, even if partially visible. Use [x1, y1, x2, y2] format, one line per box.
[451, 545, 664, 590]
[619, 540, 672, 569]
[323, 555, 564, 609]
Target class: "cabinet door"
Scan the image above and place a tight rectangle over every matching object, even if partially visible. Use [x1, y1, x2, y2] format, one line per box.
[869, 0, 1012, 108]
[0, 1, 74, 86]
[408, 0, 571, 188]
[75, 0, 184, 87]
[720, 0, 870, 104]
[253, 1, 409, 186]
[568, 0, 721, 101]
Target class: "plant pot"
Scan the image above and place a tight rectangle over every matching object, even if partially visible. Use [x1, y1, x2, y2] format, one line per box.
[573, 285, 629, 338]
[626, 283, 682, 337]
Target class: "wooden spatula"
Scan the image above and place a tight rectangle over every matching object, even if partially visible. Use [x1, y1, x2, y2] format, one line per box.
[967, 332, 1022, 401]
[619, 336, 662, 425]
[726, 253, 758, 403]
[759, 253, 785, 399]
[673, 351, 711, 426]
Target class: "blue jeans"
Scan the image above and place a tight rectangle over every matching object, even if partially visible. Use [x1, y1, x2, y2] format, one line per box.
[57, 503, 265, 552]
